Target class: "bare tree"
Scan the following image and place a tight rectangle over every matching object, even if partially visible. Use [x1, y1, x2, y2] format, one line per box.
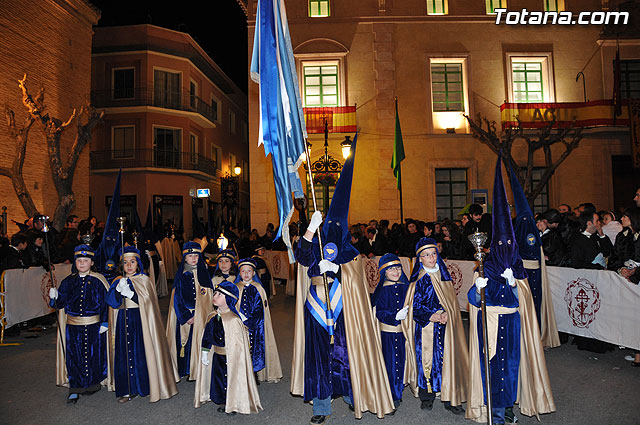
[14, 74, 103, 229]
[1, 101, 37, 217]
[465, 114, 584, 207]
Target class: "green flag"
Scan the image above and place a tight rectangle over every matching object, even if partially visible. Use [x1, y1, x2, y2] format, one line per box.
[391, 99, 405, 190]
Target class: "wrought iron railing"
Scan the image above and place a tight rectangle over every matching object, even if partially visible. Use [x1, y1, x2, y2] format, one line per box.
[90, 149, 217, 177]
[91, 87, 217, 123]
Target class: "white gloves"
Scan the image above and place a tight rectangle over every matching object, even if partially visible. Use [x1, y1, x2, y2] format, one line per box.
[501, 268, 516, 287]
[475, 277, 488, 289]
[591, 253, 606, 268]
[99, 325, 108, 334]
[49, 287, 58, 300]
[308, 211, 323, 234]
[201, 350, 210, 366]
[116, 278, 134, 299]
[624, 259, 640, 269]
[318, 259, 339, 274]
[395, 305, 409, 321]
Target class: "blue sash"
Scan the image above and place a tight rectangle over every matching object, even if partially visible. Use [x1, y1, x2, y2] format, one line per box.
[305, 279, 343, 336]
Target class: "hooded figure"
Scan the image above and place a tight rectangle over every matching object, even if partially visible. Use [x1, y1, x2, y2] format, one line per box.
[106, 246, 179, 402]
[252, 245, 275, 298]
[234, 258, 282, 382]
[292, 134, 394, 423]
[49, 244, 112, 404]
[193, 281, 263, 413]
[166, 241, 214, 379]
[371, 253, 411, 406]
[406, 238, 468, 414]
[508, 167, 560, 349]
[466, 156, 555, 424]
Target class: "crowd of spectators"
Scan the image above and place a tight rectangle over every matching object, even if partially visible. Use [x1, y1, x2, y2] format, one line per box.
[0, 213, 105, 273]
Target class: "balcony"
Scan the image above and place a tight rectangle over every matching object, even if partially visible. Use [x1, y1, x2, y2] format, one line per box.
[91, 87, 217, 125]
[90, 149, 217, 178]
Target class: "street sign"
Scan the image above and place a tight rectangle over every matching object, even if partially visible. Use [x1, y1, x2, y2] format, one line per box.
[196, 188, 210, 198]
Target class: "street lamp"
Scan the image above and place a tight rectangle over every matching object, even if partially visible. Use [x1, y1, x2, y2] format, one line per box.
[308, 119, 346, 214]
[234, 163, 242, 176]
[340, 135, 352, 159]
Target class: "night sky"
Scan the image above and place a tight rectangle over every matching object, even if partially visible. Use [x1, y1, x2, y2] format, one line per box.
[90, 0, 249, 94]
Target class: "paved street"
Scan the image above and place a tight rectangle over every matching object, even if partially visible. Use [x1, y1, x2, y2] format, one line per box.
[1, 287, 639, 425]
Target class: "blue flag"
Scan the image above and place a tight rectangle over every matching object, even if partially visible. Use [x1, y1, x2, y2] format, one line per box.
[96, 169, 122, 275]
[251, 0, 307, 262]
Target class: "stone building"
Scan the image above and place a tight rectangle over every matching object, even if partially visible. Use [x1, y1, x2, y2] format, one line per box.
[245, 0, 640, 231]
[0, 0, 100, 234]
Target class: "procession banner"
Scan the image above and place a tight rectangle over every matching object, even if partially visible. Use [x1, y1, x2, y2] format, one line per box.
[547, 266, 640, 351]
[364, 257, 639, 350]
[2, 264, 72, 328]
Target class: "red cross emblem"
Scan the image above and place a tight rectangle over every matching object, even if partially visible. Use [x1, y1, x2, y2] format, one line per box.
[564, 277, 601, 328]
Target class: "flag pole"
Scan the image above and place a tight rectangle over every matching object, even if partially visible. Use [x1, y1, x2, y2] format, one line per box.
[398, 166, 404, 225]
[302, 139, 334, 345]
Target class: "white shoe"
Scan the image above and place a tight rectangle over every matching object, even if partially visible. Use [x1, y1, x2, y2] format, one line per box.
[624, 355, 635, 361]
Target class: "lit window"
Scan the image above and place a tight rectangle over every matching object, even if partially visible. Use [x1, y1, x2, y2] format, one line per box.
[428, 57, 470, 132]
[112, 126, 134, 159]
[435, 168, 468, 221]
[431, 63, 464, 112]
[543, 0, 564, 12]
[506, 54, 554, 103]
[486, 0, 506, 14]
[303, 63, 339, 107]
[618, 59, 640, 100]
[427, 0, 448, 15]
[309, 0, 330, 17]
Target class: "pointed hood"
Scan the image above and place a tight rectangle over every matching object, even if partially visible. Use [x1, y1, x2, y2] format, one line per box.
[485, 156, 526, 280]
[96, 170, 122, 273]
[318, 132, 360, 265]
[508, 166, 541, 261]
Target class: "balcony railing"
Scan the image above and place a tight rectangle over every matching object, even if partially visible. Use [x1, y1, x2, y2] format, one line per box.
[90, 149, 217, 177]
[91, 87, 217, 124]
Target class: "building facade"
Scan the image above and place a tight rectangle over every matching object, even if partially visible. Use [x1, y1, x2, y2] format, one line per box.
[90, 24, 249, 239]
[0, 0, 100, 234]
[246, 0, 640, 232]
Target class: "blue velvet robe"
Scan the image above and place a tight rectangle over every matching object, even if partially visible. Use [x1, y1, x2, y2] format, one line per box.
[236, 282, 265, 372]
[253, 255, 272, 298]
[375, 281, 409, 402]
[412, 270, 446, 393]
[201, 314, 227, 405]
[173, 269, 197, 378]
[468, 279, 521, 409]
[51, 273, 109, 391]
[296, 242, 353, 402]
[106, 277, 150, 398]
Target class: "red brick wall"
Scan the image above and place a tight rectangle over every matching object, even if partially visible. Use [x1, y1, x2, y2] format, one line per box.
[0, 0, 99, 234]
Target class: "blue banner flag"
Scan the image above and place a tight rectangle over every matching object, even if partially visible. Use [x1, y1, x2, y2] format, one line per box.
[251, 0, 307, 262]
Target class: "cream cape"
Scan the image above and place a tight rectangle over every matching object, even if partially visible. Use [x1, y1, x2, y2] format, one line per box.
[166, 271, 217, 380]
[109, 274, 179, 402]
[193, 310, 263, 413]
[291, 257, 395, 419]
[400, 268, 469, 405]
[538, 247, 560, 348]
[237, 280, 283, 383]
[466, 276, 555, 422]
[55, 272, 113, 389]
